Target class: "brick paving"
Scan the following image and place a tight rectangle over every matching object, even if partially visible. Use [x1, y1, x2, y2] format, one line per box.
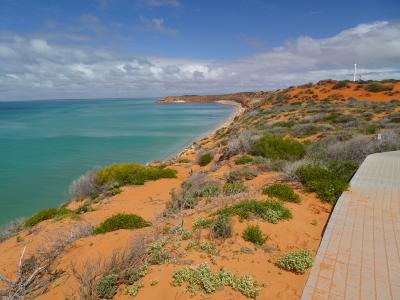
[301, 151, 400, 300]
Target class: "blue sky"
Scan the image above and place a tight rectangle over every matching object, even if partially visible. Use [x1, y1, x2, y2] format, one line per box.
[0, 0, 400, 100]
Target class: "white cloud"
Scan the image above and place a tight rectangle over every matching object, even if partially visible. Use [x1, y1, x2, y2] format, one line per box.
[136, 16, 179, 36]
[0, 20, 400, 100]
[30, 39, 52, 53]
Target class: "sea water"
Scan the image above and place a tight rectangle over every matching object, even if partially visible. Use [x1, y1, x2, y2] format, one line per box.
[0, 98, 234, 225]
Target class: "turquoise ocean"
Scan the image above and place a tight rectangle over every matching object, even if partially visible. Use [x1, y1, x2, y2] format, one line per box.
[0, 99, 234, 225]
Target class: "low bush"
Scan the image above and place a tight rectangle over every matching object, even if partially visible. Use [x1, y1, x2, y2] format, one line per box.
[192, 217, 213, 230]
[217, 199, 292, 224]
[364, 82, 394, 93]
[324, 136, 372, 164]
[183, 180, 220, 199]
[94, 214, 151, 234]
[292, 124, 320, 137]
[172, 263, 260, 298]
[262, 184, 300, 203]
[295, 160, 357, 203]
[25, 208, 77, 227]
[252, 135, 305, 161]
[222, 130, 258, 159]
[210, 215, 232, 239]
[198, 152, 213, 166]
[277, 249, 313, 274]
[235, 155, 254, 165]
[95, 273, 118, 299]
[97, 163, 177, 186]
[332, 81, 348, 89]
[69, 169, 102, 199]
[186, 240, 218, 256]
[164, 179, 221, 214]
[242, 225, 268, 246]
[223, 181, 248, 196]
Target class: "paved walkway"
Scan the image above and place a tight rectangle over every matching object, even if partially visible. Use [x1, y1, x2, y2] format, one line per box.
[301, 151, 400, 300]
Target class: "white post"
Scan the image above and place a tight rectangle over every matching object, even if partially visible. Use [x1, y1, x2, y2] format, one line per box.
[353, 63, 357, 82]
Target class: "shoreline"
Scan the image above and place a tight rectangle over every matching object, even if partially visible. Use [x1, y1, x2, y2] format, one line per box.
[162, 100, 245, 162]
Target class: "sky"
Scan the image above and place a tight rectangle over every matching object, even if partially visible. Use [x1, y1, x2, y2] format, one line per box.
[0, 0, 400, 100]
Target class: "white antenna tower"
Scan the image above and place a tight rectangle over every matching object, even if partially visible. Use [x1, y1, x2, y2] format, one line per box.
[353, 63, 357, 82]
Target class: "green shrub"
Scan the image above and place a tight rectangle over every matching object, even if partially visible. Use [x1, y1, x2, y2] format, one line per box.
[295, 160, 357, 203]
[277, 249, 313, 273]
[235, 155, 254, 165]
[217, 199, 292, 224]
[223, 181, 248, 196]
[210, 215, 232, 239]
[147, 237, 170, 264]
[365, 124, 378, 134]
[364, 82, 394, 93]
[25, 208, 77, 227]
[95, 273, 118, 299]
[198, 152, 213, 166]
[262, 184, 300, 203]
[94, 214, 151, 234]
[332, 81, 348, 89]
[172, 263, 260, 298]
[97, 163, 177, 186]
[252, 135, 305, 161]
[242, 225, 268, 245]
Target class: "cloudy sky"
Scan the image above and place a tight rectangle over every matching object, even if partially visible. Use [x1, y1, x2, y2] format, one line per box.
[0, 0, 400, 100]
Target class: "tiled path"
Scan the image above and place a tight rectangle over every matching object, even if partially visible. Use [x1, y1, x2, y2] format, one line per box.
[301, 151, 400, 300]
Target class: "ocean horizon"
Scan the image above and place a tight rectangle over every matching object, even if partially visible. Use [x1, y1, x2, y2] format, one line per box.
[0, 98, 234, 225]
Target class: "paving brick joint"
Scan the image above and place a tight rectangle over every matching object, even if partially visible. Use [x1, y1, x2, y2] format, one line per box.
[301, 151, 400, 300]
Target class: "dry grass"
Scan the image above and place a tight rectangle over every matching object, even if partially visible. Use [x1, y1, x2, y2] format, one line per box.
[0, 224, 93, 299]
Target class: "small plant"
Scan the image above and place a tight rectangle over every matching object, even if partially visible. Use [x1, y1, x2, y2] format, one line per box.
[123, 264, 148, 285]
[164, 180, 220, 214]
[150, 279, 159, 286]
[198, 152, 213, 166]
[129, 281, 144, 296]
[25, 208, 77, 227]
[242, 225, 268, 246]
[262, 183, 300, 203]
[311, 219, 317, 226]
[277, 249, 313, 273]
[94, 214, 151, 234]
[252, 135, 305, 161]
[147, 237, 170, 264]
[210, 215, 232, 239]
[95, 273, 118, 299]
[75, 204, 94, 214]
[171, 263, 260, 298]
[217, 199, 292, 224]
[235, 155, 254, 165]
[186, 180, 220, 199]
[223, 181, 248, 196]
[198, 241, 218, 255]
[192, 217, 213, 230]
